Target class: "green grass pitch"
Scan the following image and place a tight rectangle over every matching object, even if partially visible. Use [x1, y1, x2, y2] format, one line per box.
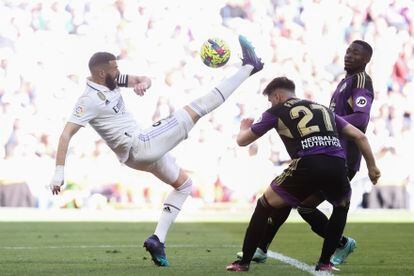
[0, 222, 413, 275]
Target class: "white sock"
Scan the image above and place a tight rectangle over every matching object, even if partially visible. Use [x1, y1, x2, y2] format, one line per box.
[154, 178, 192, 243]
[189, 65, 253, 116]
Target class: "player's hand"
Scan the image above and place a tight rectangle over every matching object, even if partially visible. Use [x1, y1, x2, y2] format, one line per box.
[368, 165, 381, 185]
[240, 118, 254, 130]
[49, 179, 64, 195]
[49, 166, 65, 195]
[133, 83, 148, 96]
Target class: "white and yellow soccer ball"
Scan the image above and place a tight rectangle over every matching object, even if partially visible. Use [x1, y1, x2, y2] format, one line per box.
[200, 38, 231, 68]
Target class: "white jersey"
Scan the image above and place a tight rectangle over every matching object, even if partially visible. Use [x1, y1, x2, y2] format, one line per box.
[68, 78, 140, 163]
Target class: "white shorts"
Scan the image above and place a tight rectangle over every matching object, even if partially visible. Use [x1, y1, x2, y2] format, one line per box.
[125, 108, 194, 184]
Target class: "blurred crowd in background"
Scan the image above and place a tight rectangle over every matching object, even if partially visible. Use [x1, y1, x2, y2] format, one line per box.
[0, 0, 413, 211]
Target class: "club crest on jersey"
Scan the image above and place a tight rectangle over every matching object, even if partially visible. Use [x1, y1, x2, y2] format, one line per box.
[356, 96, 367, 107]
[339, 82, 347, 93]
[97, 91, 106, 101]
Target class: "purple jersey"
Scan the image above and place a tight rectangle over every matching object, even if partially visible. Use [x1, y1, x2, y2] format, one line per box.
[251, 98, 348, 159]
[329, 72, 374, 171]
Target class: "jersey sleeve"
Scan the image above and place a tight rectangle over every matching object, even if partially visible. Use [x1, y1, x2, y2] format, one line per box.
[68, 96, 99, 126]
[117, 74, 129, 87]
[334, 114, 349, 132]
[350, 88, 373, 114]
[251, 111, 278, 137]
[350, 73, 374, 114]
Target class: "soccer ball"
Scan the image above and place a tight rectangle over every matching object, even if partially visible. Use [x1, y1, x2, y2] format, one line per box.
[200, 38, 231, 68]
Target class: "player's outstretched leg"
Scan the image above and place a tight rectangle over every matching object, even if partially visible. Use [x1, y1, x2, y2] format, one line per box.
[130, 36, 264, 166]
[187, 35, 264, 121]
[143, 234, 169, 266]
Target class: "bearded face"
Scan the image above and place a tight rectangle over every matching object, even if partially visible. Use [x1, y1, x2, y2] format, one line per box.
[105, 72, 118, 90]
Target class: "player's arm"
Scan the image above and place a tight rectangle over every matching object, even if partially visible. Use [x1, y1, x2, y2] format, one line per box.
[341, 112, 369, 129]
[127, 75, 151, 89]
[50, 122, 82, 195]
[117, 74, 151, 96]
[336, 115, 380, 184]
[237, 118, 260, 146]
[343, 75, 374, 129]
[238, 111, 278, 146]
[51, 95, 97, 195]
[56, 122, 82, 166]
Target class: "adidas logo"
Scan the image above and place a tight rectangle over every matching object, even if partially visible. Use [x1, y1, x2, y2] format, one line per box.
[163, 206, 171, 213]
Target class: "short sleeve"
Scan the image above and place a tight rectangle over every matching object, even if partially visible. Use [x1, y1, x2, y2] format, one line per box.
[335, 114, 349, 132]
[251, 111, 278, 137]
[68, 96, 98, 126]
[351, 88, 373, 114]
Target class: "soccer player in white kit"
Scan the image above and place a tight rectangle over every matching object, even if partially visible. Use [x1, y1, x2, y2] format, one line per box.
[49, 35, 264, 266]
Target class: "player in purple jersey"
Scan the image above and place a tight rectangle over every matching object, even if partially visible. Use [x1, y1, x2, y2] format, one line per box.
[329, 40, 374, 175]
[236, 40, 374, 267]
[226, 77, 380, 272]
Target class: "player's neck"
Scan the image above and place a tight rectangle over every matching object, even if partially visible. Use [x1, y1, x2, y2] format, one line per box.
[280, 94, 296, 103]
[89, 76, 106, 86]
[346, 68, 365, 77]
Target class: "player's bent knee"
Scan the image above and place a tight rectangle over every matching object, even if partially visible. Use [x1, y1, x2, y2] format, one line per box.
[183, 106, 200, 123]
[264, 186, 289, 208]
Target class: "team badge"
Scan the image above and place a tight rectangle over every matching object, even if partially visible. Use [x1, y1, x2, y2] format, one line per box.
[97, 91, 106, 101]
[355, 96, 367, 107]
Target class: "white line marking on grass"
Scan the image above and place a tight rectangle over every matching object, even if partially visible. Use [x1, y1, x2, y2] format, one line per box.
[267, 250, 333, 276]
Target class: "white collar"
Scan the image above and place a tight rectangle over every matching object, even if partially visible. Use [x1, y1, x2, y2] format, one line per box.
[86, 78, 112, 92]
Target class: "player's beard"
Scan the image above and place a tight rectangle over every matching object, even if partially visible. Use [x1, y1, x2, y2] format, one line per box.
[105, 74, 117, 90]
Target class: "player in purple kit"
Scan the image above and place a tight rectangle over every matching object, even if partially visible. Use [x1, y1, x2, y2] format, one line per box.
[329, 40, 374, 179]
[226, 77, 380, 272]
[236, 40, 374, 266]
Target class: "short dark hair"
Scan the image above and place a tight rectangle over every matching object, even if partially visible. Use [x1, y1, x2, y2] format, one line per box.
[88, 52, 117, 72]
[263, 77, 295, 95]
[352, 40, 373, 59]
